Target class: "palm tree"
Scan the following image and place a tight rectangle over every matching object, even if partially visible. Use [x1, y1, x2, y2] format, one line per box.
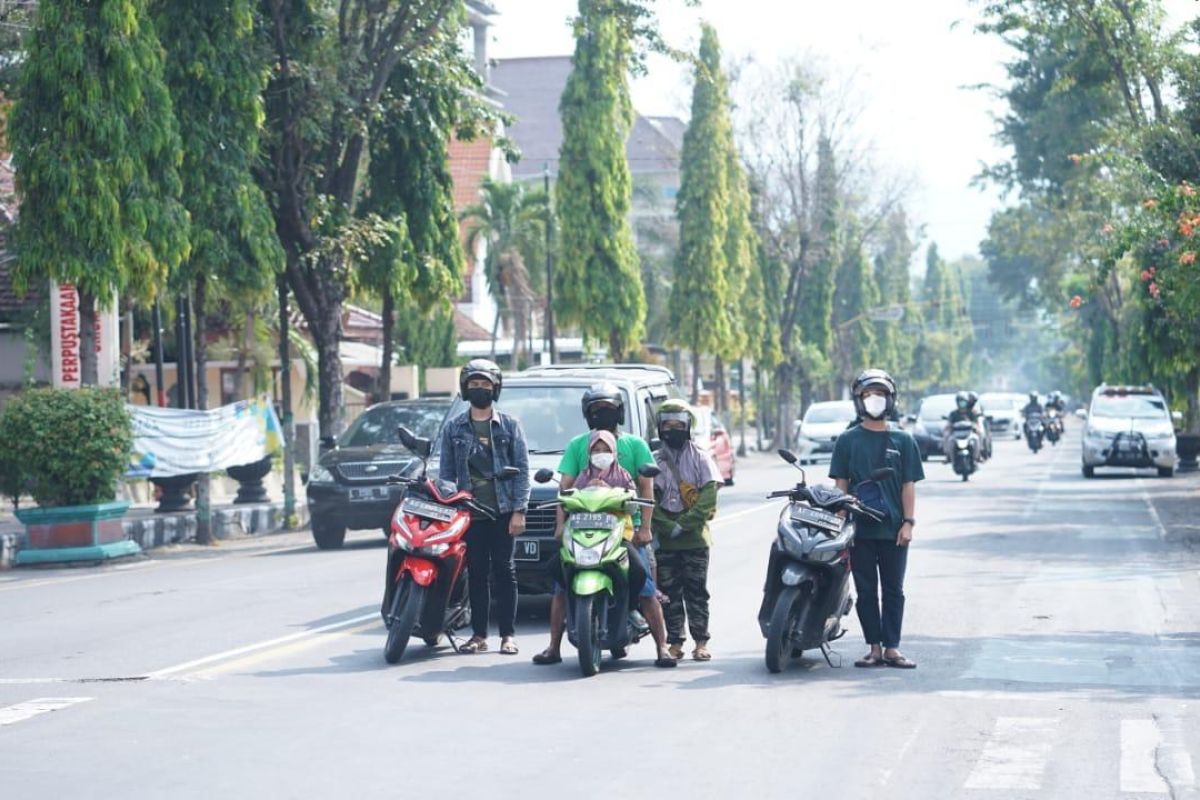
[460, 178, 548, 369]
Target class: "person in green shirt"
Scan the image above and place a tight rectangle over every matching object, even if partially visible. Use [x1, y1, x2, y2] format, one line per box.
[829, 369, 924, 670]
[532, 383, 677, 668]
[650, 400, 721, 661]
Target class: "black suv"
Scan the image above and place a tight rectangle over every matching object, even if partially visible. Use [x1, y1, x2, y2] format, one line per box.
[497, 364, 683, 593]
[306, 398, 452, 549]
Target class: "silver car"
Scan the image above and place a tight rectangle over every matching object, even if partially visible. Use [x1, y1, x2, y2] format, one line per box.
[1081, 385, 1177, 478]
[794, 401, 858, 464]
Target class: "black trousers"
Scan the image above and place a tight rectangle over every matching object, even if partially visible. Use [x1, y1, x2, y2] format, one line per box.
[850, 537, 909, 649]
[465, 514, 517, 638]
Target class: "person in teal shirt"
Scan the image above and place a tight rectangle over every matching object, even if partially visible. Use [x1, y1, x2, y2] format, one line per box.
[532, 383, 676, 668]
[829, 369, 924, 670]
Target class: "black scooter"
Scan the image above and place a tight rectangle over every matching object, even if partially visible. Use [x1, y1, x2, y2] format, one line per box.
[1024, 414, 1045, 453]
[758, 450, 887, 674]
[949, 420, 980, 481]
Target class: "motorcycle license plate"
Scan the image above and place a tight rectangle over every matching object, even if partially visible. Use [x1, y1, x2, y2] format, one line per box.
[400, 497, 455, 522]
[514, 539, 539, 562]
[792, 506, 845, 533]
[570, 512, 619, 530]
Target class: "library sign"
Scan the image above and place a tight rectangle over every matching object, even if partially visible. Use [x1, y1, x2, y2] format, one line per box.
[49, 281, 119, 388]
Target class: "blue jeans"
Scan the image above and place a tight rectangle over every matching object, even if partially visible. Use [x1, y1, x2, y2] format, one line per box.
[850, 537, 908, 649]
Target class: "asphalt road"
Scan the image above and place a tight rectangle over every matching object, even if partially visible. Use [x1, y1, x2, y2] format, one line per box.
[2, 428, 1199, 799]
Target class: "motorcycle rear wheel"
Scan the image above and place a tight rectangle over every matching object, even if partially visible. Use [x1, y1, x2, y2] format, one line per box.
[383, 580, 425, 664]
[575, 595, 605, 677]
[765, 586, 804, 674]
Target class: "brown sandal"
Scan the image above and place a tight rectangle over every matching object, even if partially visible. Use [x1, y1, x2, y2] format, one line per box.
[692, 643, 712, 661]
[500, 636, 519, 655]
[459, 636, 488, 654]
[854, 653, 885, 668]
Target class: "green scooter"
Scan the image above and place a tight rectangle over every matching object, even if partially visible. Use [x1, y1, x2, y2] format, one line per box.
[533, 465, 659, 677]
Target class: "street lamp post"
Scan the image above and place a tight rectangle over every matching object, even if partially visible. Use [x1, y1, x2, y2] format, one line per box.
[544, 164, 558, 364]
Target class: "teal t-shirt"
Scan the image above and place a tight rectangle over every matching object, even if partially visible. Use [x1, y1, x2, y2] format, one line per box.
[828, 425, 924, 540]
[558, 431, 654, 479]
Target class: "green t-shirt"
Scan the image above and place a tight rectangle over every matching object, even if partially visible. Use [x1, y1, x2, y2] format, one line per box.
[558, 431, 654, 527]
[828, 425, 924, 540]
[558, 431, 654, 479]
[468, 417, 499, 516]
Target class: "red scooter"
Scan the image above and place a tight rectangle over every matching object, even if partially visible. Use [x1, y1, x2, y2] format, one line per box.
[381, 426, 518, 664]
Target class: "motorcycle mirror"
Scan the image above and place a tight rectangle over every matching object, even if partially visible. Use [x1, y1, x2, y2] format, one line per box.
[649, 438, 663, 452]
[638, 464, 662, 479]
[533, 468, 556, 484]
[397, 426, 433, 458]
[499, 466, 522, 481]
[777, 449, 798, 464]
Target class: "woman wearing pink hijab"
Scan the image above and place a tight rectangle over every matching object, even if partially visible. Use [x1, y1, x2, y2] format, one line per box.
[571, 430, 636, 491]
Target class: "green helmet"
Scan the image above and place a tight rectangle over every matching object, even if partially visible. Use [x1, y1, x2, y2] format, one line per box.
[656, 399, 697, 432]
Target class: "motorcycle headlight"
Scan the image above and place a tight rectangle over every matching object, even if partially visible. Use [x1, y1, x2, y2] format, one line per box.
[417, 543, 451, 557]
[575, 546, 603, 567]
[308, 464, 334, 484]
[956, 438, 970, 449]
[777, 519, 806, 558]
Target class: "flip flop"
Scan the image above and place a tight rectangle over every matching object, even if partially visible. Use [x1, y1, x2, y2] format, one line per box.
[655, 656, 678, 668]
[884, 654, 917, 669]
[532, 649, 562, 665]
[459, 636, 488, 654]
[499, 637, 519, 656]
[854, 654, 886, 668]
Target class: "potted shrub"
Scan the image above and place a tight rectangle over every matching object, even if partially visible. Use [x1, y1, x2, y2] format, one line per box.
[0, 388, 142, 564]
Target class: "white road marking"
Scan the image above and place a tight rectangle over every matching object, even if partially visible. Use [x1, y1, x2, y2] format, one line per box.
[964, 717, 1059, 791]
[1121, 718, 1195, 794]
[145, 612, 379, 679]
[0, 697, 92, 727]
[712, 501, 775, 527]
[1136, 479, 1170, 541]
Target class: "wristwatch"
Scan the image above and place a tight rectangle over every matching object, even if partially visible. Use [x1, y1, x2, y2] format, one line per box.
[902, 517, 916, 526]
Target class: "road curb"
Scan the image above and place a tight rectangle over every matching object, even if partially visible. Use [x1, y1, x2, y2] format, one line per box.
[0, 501, 310, 569]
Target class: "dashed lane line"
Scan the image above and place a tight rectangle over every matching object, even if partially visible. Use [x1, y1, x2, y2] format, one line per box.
[963, 716, 1059, 791]
[0, 697, 92, 727]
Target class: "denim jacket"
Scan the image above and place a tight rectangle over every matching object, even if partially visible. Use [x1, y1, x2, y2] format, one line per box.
[438, 410, 531, 515]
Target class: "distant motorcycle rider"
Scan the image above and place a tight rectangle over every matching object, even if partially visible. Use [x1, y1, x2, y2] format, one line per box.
[944, 391, 990, 461]
[1023, 391, 1044, 420]
[1045, 391, 1066, 414]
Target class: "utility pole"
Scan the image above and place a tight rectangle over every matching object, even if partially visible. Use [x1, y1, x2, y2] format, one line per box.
[544, 164, 558, 364]
[278, 276, 296, 528]
[152, 300, 166, 407]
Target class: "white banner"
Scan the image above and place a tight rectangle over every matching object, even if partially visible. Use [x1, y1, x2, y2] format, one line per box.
[49, 281, 119, 388]
[128, 396, 284, 478]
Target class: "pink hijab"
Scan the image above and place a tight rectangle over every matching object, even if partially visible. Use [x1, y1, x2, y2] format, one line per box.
[573, 430, 635, 490]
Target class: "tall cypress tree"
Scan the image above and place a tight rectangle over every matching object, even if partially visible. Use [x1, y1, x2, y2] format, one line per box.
[872, 208, 917, 378]
[556, 0, 645, 359]
[670, 23, 732, 398]
[919, 243, 972, 389]
[794, 134, 839, 403]
[833, 222, 880, 388]
[12, 0, 189, 384]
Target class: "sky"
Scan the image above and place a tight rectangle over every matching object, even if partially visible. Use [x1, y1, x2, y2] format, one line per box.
[488, 0, 1198, 266]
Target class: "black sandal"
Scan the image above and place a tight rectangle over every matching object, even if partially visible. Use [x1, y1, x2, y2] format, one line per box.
[884, 654, 917, 669]
[655, 655, 678, 668]
[459, 636, 488, 654]
[532, 649, 562, 665]
[854, 653, 886, 668]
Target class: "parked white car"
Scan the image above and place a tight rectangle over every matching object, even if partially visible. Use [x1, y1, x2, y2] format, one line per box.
[1081, 385, 1177, 478]
[794, 401, 857, 464]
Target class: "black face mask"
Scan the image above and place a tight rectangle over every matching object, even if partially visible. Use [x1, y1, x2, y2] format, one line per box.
[662, 429, 689, 450]
[586, 407, 621, 431]
[466, 387, 493, 410]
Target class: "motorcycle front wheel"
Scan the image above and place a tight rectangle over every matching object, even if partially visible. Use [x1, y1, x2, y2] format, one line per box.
[383, 579, 426, 664]
[765, 585, 805, 674]
[574, 594, 605, 677]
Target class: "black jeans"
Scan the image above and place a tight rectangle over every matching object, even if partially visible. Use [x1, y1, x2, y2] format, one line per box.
[465, 514, 517, 638]
[850, 537, 909, 649]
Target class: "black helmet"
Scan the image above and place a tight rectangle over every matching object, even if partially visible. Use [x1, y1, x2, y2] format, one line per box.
[966, 391, 979, 411]
[459, 359, 503, 400]
[851, 369, 897, 419]
[956, 390, 970, 410]
[581, 382, 625, 426]
[1029, 391, 1039, 403]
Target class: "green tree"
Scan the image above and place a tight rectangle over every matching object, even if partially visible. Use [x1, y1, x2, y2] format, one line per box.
[795, 134, 839, 403]
[916, 244, 972, 390]
[670, 23, 732, 400]
[872, 208, 918, 380]
[258, 0, 466, 438]
[555, 0, 645, 360]
[461, 178, 549, 369]
[11, 0, 189, 384]
[832, 222, 880, 390]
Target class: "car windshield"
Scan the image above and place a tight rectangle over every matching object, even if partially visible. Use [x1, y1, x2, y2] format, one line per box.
[498, 385, 633, 454]
[1091, 394, 1167, 419]
[980, 393, 1018, 410]
[340, 402, 448, 447]
[804, 403, 856, 424]
[919, 394, 959, 420]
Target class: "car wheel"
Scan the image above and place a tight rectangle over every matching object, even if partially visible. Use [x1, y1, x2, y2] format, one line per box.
[1081, 465, 1095, 478]
[312, 519, 347, 549]
[1158, 466, 1175, 478]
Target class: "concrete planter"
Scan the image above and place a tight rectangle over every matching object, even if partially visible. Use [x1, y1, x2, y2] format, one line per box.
[226, 456, 273, 504]
[151, 474, 198, 513]
[13, 501, 140, 566]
